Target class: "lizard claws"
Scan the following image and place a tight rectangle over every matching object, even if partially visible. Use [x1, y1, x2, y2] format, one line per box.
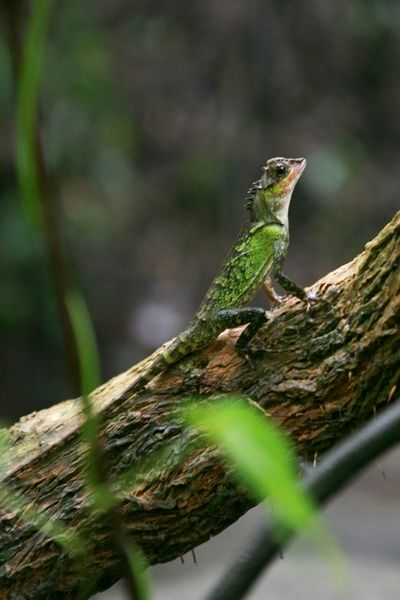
[305, 290, 318, 312]
[271, 294, 284, 307]
[306, 290, 332, 311]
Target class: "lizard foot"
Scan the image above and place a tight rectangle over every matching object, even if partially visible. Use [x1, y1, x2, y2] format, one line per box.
[303, 290, 333, 324]
[305, 290, 332, 312]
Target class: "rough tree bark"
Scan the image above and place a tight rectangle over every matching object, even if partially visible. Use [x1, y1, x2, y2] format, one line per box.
[1, 212, 399, 599]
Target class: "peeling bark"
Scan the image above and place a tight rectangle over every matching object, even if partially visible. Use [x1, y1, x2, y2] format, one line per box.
[1, 212, 399, 599]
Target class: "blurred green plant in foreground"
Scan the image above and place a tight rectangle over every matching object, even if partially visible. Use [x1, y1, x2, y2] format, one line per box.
[187, 397, 350, 599]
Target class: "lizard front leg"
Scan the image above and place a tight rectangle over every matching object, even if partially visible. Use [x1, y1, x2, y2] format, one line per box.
[272, 245, 317, 305]
[263, 275, 283, 306]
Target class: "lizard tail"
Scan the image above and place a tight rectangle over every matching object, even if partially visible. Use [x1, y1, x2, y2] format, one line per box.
[125, 328, 195, 396]
[127, 353, 169, 395]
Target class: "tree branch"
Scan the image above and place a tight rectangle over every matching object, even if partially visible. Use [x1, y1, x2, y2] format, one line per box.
[1, 212, 399, 599]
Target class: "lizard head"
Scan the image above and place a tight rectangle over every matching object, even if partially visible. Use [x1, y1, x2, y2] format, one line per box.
[247, 157, 306, 223]
[261, 157, 306, 197]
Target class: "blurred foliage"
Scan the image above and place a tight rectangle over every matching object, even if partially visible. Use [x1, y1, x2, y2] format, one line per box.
[0, 428, 87, 559]
[16, 0, 53, 225]
[1, 0, 399, 419]
[187, 397, 350, 596]
[187, 398, 315, 529]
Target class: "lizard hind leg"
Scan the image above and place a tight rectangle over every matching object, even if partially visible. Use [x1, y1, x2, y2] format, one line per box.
[213, 307, 269, 356]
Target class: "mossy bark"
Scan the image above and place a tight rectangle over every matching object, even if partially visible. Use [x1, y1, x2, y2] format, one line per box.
[1, 212, 399, 599]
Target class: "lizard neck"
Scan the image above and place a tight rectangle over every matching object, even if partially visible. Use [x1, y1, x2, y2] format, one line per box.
[271, 192, 291, 228]
[249, 189, 292, 231]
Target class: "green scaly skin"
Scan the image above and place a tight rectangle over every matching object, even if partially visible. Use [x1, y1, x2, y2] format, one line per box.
[128, 156, 313, 394]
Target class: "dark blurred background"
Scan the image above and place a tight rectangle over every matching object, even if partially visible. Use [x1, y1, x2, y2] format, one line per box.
[1, 0, 399, 422]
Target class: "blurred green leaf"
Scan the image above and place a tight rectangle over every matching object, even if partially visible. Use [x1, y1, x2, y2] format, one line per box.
[0, 428, 12, 479]
[186, 397, 350, 597]
[0, 429, 86, 558]
[65, 289, 103, 494]
[65, 289, 100, 396]
[0, 485, 87, 558]
[66, 291, 150, 598]
[16, 0, 54, 226]
[187, 397, 314, 531]
[124, 542, 151, 600]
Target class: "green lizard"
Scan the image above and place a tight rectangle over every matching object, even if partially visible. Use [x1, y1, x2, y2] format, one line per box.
[128, 156, 314, 394]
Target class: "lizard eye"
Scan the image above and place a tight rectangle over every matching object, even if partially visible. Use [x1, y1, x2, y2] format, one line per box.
[274, 163, 287, 178]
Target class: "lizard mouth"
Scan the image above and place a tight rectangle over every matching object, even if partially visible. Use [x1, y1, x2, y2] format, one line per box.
[287, 157, 307, 182]
[290, 157, 307, 172]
